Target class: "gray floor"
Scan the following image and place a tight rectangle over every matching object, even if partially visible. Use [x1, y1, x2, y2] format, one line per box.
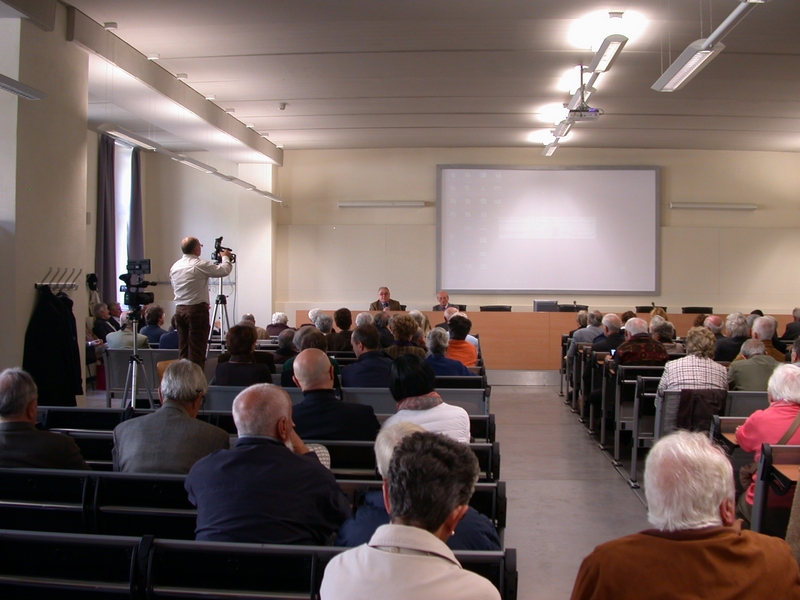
[490, 382, 651, 600]
[85, 373, 651, 600]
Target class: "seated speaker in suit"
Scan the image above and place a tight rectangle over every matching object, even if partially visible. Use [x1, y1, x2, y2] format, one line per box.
[0, 368, 89, 470]
[369, 286, 402, 311]
[113, 360, 229, 474]
[433, 290, 456, 312]
[293, 348, 380, 441]
[341, 324, 394, 388]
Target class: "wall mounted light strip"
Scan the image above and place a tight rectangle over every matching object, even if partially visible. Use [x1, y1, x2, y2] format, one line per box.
[0, 73, 46, 100]
[669, 202, 757, 211]
[97, 124, 159, 150]
[338, 201, 427, 208]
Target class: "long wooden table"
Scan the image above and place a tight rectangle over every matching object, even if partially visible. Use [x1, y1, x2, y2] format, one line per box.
[296, 311, 793, 371]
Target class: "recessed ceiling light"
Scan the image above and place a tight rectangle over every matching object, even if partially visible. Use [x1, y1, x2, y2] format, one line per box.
[147, 53, 160, 61]
[205, 94, 216, 101]
[246, 123, 255, 129]
[568, 10, 645, 50]
[103, 22, 117, 31]
[176, 73, 188, 81]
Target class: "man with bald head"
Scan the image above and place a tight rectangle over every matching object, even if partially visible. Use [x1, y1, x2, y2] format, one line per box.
[704, 315, 725, 340]
[435, 306, 460, 332]
[292, 349, 380, 441]
[170, 236, 233, 367]
[185, 383, 350, 544]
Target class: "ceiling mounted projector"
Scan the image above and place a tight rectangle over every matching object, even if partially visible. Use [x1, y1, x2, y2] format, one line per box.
[568, 107, 602, 121]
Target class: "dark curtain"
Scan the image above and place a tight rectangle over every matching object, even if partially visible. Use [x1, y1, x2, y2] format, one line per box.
[95, 134, 117, 302]
[128, 147, 144, 261]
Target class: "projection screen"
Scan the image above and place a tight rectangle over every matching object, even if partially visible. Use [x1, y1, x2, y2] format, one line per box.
[437, 166, 659, 294]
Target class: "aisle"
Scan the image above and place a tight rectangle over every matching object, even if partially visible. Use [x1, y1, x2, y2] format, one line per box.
[492, 383, 650, 600]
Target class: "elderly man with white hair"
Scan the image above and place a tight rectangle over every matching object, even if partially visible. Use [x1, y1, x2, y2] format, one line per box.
[570, 431, 800, 599]
[610, 317, 669, 370]
[714, 312, 750, 362]
[266, 311, 292, 337]
[727, 339, 781, 392]
[734, 316, 784, 362]
[736, 364, 800, 530]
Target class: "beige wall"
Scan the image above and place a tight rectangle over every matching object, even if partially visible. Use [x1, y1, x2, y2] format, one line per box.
[1, 6, 89, 387]
[274, 147, 800, 323]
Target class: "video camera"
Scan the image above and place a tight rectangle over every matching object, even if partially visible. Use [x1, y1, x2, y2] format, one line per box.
[119, 259, 157, 307]
[211, 236, 236, 264]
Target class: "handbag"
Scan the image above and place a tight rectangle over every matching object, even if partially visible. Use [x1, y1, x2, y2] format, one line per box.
[738, 409, 800, 489]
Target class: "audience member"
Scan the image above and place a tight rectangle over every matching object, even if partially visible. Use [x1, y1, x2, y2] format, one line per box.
[335, 422, 500, 550]
[569, 310, 589, 337]
[734, 316, 784, 362]
[433, 290, 456, 312]
[650, 306, 667, 321]
[158, 315, 179, 349]
[373, 312, 395, 348]
[185, 384, 350, 544]
[273, 328, 299, 365]
[409, 309, 433, 341]
[328, 308, 354, 351]
[240, 313, 269, 339]
[570, 430, 800, 599]
[435, 306, 459, 332]
[735, 364, 800, 531]
[783, 308, 800, 341]
[386, 314, 427, 360]
[692, 313, 709, 328]
[445, 315, 478, 367]
[566, 311, 603, 359]
[213, 325, 274, 386]
[92, 302, 119, 342]
[591, 313, 624, 353]
[649, 319, 684, 354]
[321, 431, 501, 600]
[139, 305, 168, 345]
[267, 312, 291, 336]
[612, 318, 669, 369]
[107, 301, 122, 329]
[703, 315, 725, 340]
[369, 286, 402, 311]
[341, 324, 393, 387]
[714, 312, 750, 362]
[656, 327, 727, 400]
[292, 349, 380, 441]
[727, 339, 780, 392]
[281, 328, 340, 387]
[426, 328, 475, 377]
[354, 311, 373, 327]
[383, 354, 470, 443]
[106, 312, 150, 349]
[793, 339, 800, 365]
[0, 368, 89, 469]
[619, 310, 636, 325]
[112, 360, 229, 473]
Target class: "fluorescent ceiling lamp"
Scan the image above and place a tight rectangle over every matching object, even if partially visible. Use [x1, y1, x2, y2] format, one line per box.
[587, 34, 628, 73]
[255, 189, 285, 204]
[97, 124, 159, 150]
[0, 73, 46, 100]
[651, 39, 725, 92]
[669, 202, 757, 211]
[338, 201, 427, 208]
[228, 177, 256, 191]
[553, 120, 572, 138]
[542, 143, 558, 157]
[652, 0, 764, 92]
[172, 155, 216, 174]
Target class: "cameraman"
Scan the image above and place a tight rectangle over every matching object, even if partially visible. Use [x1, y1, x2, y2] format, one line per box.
[170, 236, 233, 367]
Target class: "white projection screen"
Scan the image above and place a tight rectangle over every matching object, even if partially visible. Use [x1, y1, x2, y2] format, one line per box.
[437, 166, 660, 294]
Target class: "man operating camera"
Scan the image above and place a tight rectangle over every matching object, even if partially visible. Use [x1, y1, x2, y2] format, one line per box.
[170, 236, 233, 367]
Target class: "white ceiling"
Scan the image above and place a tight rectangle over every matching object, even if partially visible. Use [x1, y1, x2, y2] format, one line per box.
[64, 0, 800, 153]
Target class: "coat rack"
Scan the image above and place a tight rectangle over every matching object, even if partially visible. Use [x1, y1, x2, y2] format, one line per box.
[35, 267, 82, 291]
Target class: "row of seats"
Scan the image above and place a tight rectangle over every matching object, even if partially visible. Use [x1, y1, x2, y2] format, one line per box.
[0, 527, 517, 600]
[37, 406, 497, 443]
[0, 468, 506, 541]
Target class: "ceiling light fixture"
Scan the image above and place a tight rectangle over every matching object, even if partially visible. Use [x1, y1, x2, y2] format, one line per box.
[652, 0, 767, 92]
[542, 143, 558, 157]
[103, 22, 117, 31]
[97, 124, 159, 150]
[0, 73, 46, 100]
[171, 155, 217, 174]
[587, 34, 628, 73]
[176, 73, 188, 81]
[567, 87, 594, 110]
[204, 94, 215, 101]
[228, 177, 256, 191]
[147, 53, 160, 61]
[553, 120, 572, 138]
[669, 202, 757, 211]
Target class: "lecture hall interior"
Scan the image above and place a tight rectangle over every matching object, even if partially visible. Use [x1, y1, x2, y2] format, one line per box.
[1, 0, 800, 598]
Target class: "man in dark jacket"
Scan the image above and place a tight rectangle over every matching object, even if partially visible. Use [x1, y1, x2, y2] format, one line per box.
[341, 325, 393, 388]
[293, 348, 380, 441]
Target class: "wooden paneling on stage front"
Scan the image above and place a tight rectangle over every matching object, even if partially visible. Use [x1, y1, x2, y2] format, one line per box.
[296, 311, 793, 371]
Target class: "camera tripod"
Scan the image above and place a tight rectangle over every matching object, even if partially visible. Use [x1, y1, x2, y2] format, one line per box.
[207, 276, 232, 357]
[121, 307, 155, 409]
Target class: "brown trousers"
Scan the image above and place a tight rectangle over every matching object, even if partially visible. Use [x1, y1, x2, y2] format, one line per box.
[175, 303, 210, 368]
